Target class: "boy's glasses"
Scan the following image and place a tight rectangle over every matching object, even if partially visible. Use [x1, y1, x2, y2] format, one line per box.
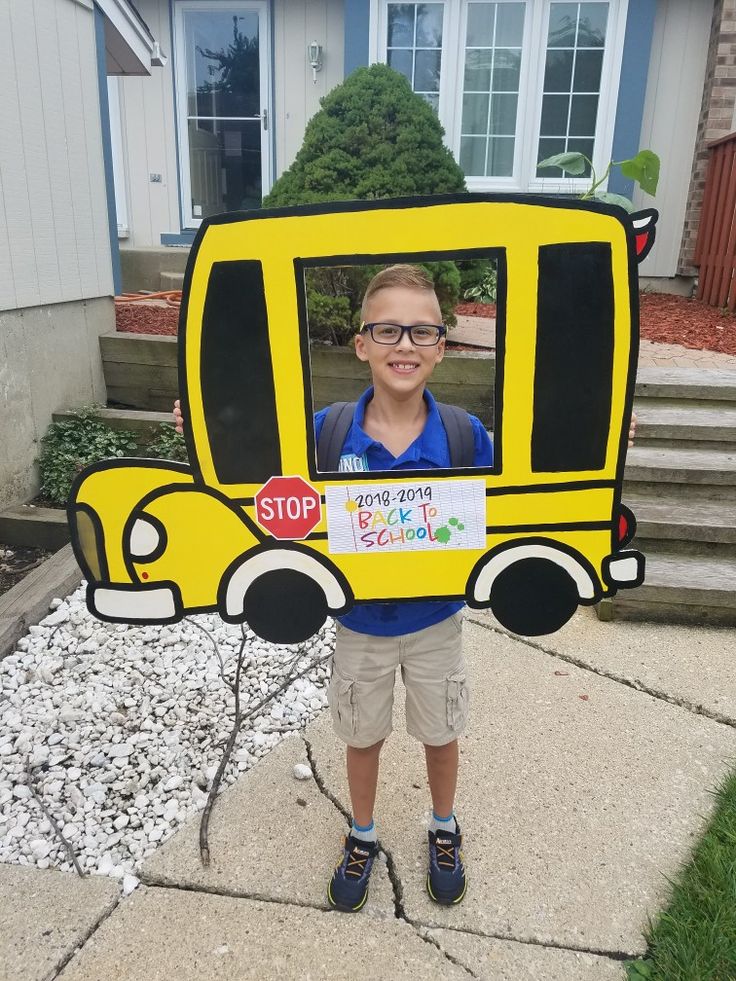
[360, 322, 447, 346]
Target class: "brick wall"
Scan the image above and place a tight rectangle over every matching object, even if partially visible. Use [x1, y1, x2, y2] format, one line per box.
[679, 0, 736, 275]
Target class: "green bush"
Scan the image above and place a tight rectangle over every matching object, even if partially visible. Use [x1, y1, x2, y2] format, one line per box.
[265, 64, 467, 341]
[39, 413, 188, 506]
[146, 424, 188, 463]
[39, 410, 139, 506]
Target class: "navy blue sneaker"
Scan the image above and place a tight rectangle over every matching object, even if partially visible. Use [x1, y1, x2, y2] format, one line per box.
[427, 826, 467, 905]
[327, 834, 379, 912]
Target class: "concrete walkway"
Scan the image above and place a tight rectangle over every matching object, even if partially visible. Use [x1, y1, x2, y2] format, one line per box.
[4, 610, 735, 980]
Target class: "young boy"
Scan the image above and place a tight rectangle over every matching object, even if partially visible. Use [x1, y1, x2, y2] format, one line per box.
[175, 264, 489, 911]
[174, 265, 635, 914]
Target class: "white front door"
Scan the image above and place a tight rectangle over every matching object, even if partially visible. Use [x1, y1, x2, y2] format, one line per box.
[174, 0, 271, 227]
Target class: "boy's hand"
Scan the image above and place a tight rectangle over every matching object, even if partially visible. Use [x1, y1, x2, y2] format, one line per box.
[628, 411, 637, 448]
[173, 399, 184, 435]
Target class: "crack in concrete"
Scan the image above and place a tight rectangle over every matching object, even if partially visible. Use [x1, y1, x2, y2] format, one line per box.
[466, 615, 736, 731]
[414, 918, 642, 962]
[301, 734, 641, 973]
[136, 874, 332, 914]
[48, 894, 120, 980]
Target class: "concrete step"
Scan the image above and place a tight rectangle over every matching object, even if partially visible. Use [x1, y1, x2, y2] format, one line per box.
[0, 505, 69, 550]
[634, 367, 736, 402]
[160, 271, 184, 291]
[624, 446, 736, 494]
[52, 407, 173, 439]
[635, 537, 736, 559]
[597, 552, 736, 626]
[625, 495, 736, 545]
[633, 403, 736, 445]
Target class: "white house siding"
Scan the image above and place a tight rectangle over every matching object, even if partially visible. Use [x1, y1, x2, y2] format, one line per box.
[116, 0, 181, 250]
[0, 0, 114, 509]
[634, 0, 712, 278]
[117, 0, 344, 248]
[0, 0, 113, 310]
[273, 0, 345, 174]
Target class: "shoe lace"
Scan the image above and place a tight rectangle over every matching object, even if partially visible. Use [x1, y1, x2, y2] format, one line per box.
[436, 842, 456, 870]
[345, 845, 370, 878]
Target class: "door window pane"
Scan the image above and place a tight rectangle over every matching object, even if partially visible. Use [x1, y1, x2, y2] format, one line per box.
[536, 2, 608, 177]
[386, 2, 444, 106]
[184, 10, 260, 118]
[459, 2, 525, 177]
[188, 119, 262, 217]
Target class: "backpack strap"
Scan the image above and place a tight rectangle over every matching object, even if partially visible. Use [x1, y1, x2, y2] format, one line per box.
[436, 403, 476, 469]
[317, 401, 356, 472]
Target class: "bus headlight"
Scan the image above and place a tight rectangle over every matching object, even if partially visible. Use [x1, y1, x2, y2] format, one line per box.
[129, 516, 164, 561]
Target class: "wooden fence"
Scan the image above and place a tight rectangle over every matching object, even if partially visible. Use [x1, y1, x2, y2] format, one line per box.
[694, 131, 736, 310]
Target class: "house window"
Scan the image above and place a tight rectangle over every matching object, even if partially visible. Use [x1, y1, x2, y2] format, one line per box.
[536, 2, 609, 177]
[386, 3, 445, 111]
[372, 0, 625, 192]
[459, 3, 525, 178]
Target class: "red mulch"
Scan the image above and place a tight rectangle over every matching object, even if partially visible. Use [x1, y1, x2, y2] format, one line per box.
[115, 293, 736, 355]
[639, 292, 736, 355]
[456, 301, 497, 318]
[116, 303, 179, 335]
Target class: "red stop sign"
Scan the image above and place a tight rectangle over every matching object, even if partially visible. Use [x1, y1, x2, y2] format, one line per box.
[255, 476, 323, 540]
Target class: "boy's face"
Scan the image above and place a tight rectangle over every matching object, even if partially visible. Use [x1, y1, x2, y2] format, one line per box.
[354, 285, 445, 399]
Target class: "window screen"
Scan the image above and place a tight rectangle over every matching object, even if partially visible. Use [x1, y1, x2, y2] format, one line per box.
[531, 241, 614, 472]
[200, 260, 281, 483]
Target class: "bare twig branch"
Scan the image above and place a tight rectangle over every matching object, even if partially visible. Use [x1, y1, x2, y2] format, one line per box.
[185, 617, 233, 692]
[24, 756, 86, 877]
[198, 629, 333, 866]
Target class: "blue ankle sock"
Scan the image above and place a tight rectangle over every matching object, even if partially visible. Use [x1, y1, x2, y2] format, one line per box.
[429, 811, 457, 835]
[351, 818, 377, 843]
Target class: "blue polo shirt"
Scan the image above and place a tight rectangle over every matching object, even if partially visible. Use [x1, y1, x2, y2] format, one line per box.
[314, 387, 493, 637]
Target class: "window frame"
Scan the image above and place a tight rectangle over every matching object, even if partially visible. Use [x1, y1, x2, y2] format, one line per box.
[370, 0, 629, 193]
[172, 0, 272, 230]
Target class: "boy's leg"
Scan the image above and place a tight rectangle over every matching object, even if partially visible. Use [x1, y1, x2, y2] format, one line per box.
[347, 739, 384, 827]
[424, 738, 458, 819]
[401, 613, 468, 905]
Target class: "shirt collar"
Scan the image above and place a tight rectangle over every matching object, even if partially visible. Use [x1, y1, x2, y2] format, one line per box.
[350, 387, 448, 467]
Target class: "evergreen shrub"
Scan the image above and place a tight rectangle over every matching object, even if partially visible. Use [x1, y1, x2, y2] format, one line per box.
[265, 65, 467, 341]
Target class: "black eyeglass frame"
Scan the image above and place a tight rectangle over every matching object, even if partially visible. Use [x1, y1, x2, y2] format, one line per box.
[360, 321, 448, 346]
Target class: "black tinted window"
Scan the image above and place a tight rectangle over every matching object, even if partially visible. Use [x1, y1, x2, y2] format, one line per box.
[531, 242, 614, 472]
[200, 260, 281, 483]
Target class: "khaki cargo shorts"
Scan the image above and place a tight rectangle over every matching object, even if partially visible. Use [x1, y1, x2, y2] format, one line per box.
[327, 612, 469, 748]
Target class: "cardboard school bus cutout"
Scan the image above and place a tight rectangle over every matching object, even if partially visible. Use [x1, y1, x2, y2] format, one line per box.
[68, 195, 657, 642]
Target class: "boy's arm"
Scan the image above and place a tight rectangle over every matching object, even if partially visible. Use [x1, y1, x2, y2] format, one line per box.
[468, 415, 493, 468]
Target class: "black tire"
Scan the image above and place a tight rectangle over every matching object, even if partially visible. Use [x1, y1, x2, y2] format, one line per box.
[244, 569, 328, 644]
[489, 558, 579, 636]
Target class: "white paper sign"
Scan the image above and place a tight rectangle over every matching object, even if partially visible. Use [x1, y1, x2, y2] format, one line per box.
[325, 479, 486, 554]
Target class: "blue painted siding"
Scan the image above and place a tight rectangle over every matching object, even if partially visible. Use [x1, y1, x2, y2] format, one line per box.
[344, 0, 370, 75]
[608, 0, 657, 197]
[94, 3, 122, 295]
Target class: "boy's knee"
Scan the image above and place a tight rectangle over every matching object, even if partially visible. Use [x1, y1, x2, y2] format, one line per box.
[347, 738, 385, 756]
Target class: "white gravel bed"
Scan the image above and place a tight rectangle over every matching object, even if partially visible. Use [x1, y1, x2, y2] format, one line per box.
[0, 583, 335, 891]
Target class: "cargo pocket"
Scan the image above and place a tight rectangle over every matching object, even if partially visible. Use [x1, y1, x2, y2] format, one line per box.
[446, 671, 469, 732]
[329, 665, 359, 737]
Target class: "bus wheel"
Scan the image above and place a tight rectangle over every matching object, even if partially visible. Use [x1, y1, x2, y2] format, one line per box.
[244, 569, 328, 644]
[489, 558, 579, 637]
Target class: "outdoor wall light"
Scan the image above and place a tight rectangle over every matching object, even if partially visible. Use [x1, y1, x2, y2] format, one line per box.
[308, 41, 323, 83]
